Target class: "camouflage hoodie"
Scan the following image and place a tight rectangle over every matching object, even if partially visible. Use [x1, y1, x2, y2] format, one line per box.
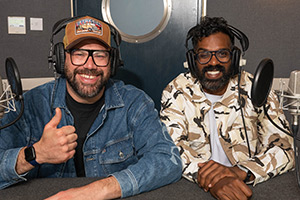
[160, 71, 294, 186]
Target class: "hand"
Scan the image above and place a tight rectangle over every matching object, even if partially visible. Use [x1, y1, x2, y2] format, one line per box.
[197, 160, 242, 191]
[45, 177, 122, 200]
[35, 108, 77, 164]
[210, 177, 252, 200]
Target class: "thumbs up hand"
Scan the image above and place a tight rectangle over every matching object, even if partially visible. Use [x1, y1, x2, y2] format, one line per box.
[34, 108, 77, 164]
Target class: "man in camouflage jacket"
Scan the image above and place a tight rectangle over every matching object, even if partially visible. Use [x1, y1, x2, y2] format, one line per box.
[160, 17, 294, 200]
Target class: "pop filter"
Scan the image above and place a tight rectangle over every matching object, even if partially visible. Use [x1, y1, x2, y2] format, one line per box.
[0, 57, 24, 130]
[5, 57, 23, 101]
[251, 58, 274, 107]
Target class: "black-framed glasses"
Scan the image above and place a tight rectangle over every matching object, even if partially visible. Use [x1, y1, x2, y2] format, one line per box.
[196, 49, 232, 64]
[66, 49, 111, 67]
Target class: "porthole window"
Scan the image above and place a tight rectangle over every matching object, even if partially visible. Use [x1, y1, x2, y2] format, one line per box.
[101, 0, 172, 43]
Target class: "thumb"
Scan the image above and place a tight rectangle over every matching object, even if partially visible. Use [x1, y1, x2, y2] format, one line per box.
[48, 108, 62, 128]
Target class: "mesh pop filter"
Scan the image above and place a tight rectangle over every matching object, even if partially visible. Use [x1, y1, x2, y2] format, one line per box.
[5, 57, 22, 100]
[251, 58, 274, 107]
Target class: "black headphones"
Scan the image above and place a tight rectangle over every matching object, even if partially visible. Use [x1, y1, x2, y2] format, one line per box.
[48, 16, 123, 77]
[185, 24, 249, 77]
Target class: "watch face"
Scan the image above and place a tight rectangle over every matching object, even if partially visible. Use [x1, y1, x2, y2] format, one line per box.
[25, 146, 36, 162]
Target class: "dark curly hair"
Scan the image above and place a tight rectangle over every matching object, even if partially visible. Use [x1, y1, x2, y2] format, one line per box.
[187, 17, 235, 49]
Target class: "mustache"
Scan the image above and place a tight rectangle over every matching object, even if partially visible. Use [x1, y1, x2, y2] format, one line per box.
[74, 68, 104, 76]
[202, 64, 226, 73]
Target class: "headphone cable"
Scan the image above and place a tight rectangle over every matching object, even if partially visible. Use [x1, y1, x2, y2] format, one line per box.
[238, 68, 252, 158]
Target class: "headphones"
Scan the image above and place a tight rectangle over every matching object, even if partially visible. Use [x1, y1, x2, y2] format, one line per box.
[185, 24, 249, 78]
[48, 16, 123, 77]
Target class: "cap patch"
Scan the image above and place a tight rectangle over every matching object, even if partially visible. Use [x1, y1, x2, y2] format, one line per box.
[75, 18, 103, 36]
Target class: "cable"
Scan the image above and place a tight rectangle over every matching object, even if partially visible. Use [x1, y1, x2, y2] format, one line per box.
[263, 105, 300, 141]
[292, 124, 300, 188]
[238, 69, 252, 158]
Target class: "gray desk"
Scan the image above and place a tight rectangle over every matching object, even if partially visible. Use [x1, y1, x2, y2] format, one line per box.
[1, 171, 299, 200]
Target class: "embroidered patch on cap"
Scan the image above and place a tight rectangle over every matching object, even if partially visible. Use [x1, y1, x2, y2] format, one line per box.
[75, 18, 103, 36]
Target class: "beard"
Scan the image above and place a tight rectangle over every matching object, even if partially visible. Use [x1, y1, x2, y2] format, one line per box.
[196, 64, 233, 92]
[64, 64, 110, 98]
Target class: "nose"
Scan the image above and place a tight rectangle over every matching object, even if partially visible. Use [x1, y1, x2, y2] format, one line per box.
[208, 53, 220, 65]
[84, 55, 97, 69]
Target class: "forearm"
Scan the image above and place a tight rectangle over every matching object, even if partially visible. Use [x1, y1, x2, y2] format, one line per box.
[45, 176, 122, 200]
[87, 176, 121, 199]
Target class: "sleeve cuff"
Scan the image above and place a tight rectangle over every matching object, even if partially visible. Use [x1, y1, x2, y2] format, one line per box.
[0, 148, 28, 189]
[236, 164, 254, 184]
[110, 169, 138, 198]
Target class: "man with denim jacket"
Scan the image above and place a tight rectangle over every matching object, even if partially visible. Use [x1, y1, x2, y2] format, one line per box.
[0, 16, 182, 199]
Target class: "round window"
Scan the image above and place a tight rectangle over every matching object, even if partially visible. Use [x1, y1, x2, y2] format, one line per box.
[101, 0, 172, 43]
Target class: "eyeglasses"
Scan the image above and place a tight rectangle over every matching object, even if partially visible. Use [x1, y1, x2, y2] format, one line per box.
[196, 49, 232, 64]
[66, 49, 110, 67]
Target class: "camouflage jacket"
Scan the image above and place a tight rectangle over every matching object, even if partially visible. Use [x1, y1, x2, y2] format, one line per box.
[160, 71, 294, 185]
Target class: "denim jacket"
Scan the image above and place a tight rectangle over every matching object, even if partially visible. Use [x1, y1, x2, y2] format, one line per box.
[0, 77, 182, 197]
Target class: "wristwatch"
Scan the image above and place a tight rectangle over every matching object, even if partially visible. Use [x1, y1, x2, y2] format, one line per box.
[24, 145, 40, 167]
[244, 170, 252, 183]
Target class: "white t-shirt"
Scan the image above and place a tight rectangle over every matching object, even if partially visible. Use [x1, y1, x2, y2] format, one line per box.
[205, 92, 232, 167]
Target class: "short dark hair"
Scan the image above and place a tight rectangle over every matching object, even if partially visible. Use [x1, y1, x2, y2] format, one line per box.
[187, 17, 235, 49]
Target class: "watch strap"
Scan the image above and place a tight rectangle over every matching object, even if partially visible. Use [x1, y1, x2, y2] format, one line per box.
[28, 159, 40, 167]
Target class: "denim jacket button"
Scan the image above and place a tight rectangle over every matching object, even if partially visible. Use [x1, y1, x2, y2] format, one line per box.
[119, 151, 124, 158]
[102, 149, 106, 153]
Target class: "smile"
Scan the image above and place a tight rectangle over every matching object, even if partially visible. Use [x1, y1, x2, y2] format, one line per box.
[207, 71, 220, 75]
[79, 74, 97, 79]
[205, 70, 223, 79]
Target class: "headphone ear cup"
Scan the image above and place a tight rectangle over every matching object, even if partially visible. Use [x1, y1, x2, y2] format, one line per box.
[110, 48, 122, 77]
[53, 42, 65, 74]
[231, 47, 241, 75]
[110, 48, 117, 77]
[186, 49, 197, 78]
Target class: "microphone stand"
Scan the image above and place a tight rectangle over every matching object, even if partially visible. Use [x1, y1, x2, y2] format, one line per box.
[0, 96, 24, 130]
[292, 115, 300, 188]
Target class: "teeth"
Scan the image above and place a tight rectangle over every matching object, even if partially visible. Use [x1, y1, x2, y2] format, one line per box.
[207, 71, 220, 75]
[80, 74, 96, 79]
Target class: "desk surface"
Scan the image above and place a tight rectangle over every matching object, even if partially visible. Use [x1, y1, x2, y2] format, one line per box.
[1, 171, 300, 200]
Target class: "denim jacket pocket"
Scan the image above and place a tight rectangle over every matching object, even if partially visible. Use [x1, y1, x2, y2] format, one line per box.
[99, 136, 138, 174]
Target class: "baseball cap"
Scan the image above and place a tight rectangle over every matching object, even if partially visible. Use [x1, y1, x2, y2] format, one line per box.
[63, 16, 111, 50]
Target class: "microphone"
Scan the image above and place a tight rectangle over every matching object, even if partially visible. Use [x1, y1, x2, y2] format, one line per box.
[0, 57, 24, 129]
[277, 70, 300, 188]
[286, 71, 300, 127]
[277, 70, 300, 135]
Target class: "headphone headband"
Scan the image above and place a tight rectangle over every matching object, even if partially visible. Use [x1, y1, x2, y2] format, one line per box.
[227, 25, 249, 53]
[48, 16, 123, 77]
